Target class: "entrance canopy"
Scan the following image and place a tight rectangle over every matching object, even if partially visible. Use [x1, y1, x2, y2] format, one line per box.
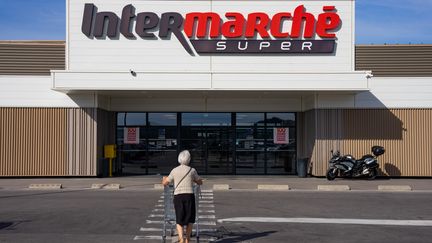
[51, 70, 371, 93]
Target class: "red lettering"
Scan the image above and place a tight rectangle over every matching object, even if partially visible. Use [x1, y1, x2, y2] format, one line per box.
[316, 6, 341, 38]
[270, 12, 291, 38]
[291, 5, 316, 38]
[221, 12, 245, 38]
[184, 12, 221, 38]
[245, 13, 270, 38]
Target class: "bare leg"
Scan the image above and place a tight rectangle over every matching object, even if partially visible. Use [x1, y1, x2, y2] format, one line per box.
[176, 224, 184, 243]
[185, 223, 193, 243]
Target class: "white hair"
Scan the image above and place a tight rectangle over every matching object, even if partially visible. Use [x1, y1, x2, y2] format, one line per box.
[178, 150, 191, 165]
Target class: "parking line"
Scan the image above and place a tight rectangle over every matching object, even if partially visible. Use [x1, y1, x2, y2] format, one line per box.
[217, 217, 432, 226]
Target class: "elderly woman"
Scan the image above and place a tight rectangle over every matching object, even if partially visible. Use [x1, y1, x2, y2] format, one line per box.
[162, 150, 203, 243]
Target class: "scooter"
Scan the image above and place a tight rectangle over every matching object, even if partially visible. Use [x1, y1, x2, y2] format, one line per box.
[326, 146, 385, 180]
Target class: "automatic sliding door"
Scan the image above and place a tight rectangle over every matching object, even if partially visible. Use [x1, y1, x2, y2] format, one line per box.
[147, 113, 178, 174]
[206, 128, 233, 174]
[181, 127, 206, 173]
[181, 113, 233, 175]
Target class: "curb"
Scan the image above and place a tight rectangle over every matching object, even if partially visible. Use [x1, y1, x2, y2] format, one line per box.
[29, 184, 62, 190]
[378, 185, 412, 191]
[91, 184, 106, 189]
[257, 185, 290, 191]
[317, 185, 350, 191]
[103, 184, 121, 190]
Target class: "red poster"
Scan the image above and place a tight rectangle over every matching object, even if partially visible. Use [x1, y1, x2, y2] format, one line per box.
[273, 128, 289, 144]
[124, 127, 140, 144]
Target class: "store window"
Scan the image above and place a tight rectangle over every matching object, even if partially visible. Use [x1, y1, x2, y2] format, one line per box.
[266, 113, 296, 174]
[147, 113, 178, 174]
[182, 113, 231, 126]
[236, 113, 266, 174]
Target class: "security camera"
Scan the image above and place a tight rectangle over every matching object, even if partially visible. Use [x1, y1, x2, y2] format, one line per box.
[130, 69, 137, 76]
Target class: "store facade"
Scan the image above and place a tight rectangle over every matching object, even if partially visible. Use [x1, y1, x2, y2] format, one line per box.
[0, 0, 431, 177]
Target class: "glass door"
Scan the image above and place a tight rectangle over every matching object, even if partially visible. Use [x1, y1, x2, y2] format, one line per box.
[206, 127, 233, 174]
[180, 113, 233, 174]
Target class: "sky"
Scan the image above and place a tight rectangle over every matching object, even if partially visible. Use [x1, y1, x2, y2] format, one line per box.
[0, 0, 431, 44]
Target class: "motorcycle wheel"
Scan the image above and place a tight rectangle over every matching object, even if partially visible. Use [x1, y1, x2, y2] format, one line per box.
[367, 168, 378, 180]
[326, 168, 338, 181]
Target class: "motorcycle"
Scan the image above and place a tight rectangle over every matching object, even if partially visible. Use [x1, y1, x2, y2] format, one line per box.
[326, 146, 385, 180]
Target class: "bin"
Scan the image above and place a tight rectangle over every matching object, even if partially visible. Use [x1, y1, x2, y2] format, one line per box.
[99, 158, 109, 177]
[297, 158, 309, 178]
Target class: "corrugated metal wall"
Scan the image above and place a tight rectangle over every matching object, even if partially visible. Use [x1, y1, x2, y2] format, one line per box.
[1, 41, 431, 77]
[67, 108, 97, 176]
[356, 45, 432, 77]
[0, 41, 65, 75]
[0, 108, 101, 176]
[305, 109, 432, 177]
[0, 108, 67, 176]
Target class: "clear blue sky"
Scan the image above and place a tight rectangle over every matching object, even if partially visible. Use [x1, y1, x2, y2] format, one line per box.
[0, 0, 431, 44]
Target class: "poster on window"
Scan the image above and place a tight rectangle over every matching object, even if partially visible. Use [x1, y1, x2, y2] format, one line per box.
[273, 128, 289, 144]
[124, 127, 140, 144]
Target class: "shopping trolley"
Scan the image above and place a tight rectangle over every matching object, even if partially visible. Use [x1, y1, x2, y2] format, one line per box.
[162, 184, 201, 243]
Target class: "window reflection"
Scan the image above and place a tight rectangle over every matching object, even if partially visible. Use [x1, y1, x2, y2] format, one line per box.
[236, 113, 265, 126]
[266, 113, 295, 127]
[148, 113, 177, 126]
[182, 113, 231, 126]
[117, 113, 146, 126]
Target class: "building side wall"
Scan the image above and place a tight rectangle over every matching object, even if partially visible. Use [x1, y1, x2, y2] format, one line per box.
[0, 41, 65, 76]
[0, 107, 98, 176]
[67, 108, 98, 176]
[307, 109, 432, 177]
[356, 45, 432, 77]
[0, 76, 96, 108]
[0, 108, 68, 176]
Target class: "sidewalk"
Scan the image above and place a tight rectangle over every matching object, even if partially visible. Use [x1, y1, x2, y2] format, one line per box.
[1, 175, 432, 191]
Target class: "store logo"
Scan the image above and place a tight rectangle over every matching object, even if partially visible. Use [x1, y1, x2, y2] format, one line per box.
[81, 4, 341, 55]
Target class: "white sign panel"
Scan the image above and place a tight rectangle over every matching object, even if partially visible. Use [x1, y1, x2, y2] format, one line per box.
[124, 127, 140, 144]
[67, 0, 355, 72]
[273, 128, 289, 144]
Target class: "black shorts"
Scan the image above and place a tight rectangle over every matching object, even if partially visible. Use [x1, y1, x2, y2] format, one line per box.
[173, 193, 196, 226]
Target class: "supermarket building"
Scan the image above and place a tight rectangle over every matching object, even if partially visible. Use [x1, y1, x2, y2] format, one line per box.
[0, 0, 431, 177]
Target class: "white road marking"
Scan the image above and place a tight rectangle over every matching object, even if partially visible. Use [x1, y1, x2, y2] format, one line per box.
[157, 200, 163, 203]
[139, 227, 162, 232]
[134, 235, 218, 241]
[197, 221, 217, 226]
[199, 215, 216, 219]
[152, 209, 164, 212]
[199, 204, 215, 208]
[148, 214, 164, 218]
[217, 217, 432, 227]
[140, 227, 217, 233]
[201, 190, 213, 193]
[146, 220, 164, 224]
[199, 200, 214, 203]
[199, 209, 215, 213]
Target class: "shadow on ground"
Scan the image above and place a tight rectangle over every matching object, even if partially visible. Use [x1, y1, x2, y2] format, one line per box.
[210, 226, 276, 242]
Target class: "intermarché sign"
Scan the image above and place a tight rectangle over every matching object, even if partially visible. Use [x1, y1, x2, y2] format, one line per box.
[81, 4, 341, 55]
